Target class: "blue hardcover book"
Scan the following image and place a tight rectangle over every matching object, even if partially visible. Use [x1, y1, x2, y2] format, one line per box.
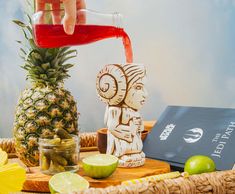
[143, 106, 235, 170]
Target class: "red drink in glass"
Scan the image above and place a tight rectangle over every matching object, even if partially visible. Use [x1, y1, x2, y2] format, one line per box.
[34, 24, 133, 63]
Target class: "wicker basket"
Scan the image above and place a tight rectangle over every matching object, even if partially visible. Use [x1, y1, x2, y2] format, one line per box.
[0, 132, 98, 154]
[1, 133, 235, 194]
[74, 170, 235, 194]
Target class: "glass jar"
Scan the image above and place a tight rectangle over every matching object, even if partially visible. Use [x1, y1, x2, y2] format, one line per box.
[39, 135, 79, 175]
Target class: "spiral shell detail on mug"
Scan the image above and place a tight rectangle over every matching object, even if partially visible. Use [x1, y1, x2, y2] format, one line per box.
[96, 64, 127, 105]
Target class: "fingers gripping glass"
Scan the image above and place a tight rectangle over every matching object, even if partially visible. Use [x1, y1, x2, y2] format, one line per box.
[33, 8, 87, 25]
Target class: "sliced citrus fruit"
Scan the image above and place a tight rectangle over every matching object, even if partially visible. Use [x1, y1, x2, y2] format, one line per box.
[82, 154, 118, 179]
[49, 172, 89, 194]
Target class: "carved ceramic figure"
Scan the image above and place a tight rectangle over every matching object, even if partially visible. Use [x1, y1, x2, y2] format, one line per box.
[96, 64, 148, 167]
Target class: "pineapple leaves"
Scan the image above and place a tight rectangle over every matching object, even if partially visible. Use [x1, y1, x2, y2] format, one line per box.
[45, 48, 59, 62]
[29, 39, 37, 50]
[26, 50, 42, 66]
[49, 78, 57, 83]
[60, 55, 77, 65]
[12, 20, 27, 28]
[59, 47, 70, 55]
[63, 64, 74, 69]
[26, 14, 32, 25]
[21, 64, 30, 71]
[13, 20, 33, 36]
[41, 63, 50, 70]
[14, 15, 78, 87]
[29, 50, 43, 61]
[40, 74, 48, 79]
[61, 49, 77, 57]
[22, 29, 30, 40]
[20, 48, 27, 56]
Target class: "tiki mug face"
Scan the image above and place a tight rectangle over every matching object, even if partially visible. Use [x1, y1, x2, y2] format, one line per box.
[96, 63, 147, 107]
[124, 76, 148, 110]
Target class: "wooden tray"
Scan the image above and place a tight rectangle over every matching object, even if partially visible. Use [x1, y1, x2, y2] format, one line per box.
[18, 151, 170, 192]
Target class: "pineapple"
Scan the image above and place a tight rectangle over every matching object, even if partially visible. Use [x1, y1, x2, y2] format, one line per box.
[13, 19, 79, 167]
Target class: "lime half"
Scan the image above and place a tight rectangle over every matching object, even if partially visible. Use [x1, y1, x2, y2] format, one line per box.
[49, 172, 89, 194]
[82, 154, 118, 179]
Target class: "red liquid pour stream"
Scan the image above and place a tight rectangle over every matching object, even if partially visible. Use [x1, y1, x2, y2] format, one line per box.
[34, 24, 133, 63]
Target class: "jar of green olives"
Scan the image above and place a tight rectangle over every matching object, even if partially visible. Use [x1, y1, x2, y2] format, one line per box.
[39, 129, 79, 175]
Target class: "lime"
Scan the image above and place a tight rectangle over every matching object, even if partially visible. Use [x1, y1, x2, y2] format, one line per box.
[82, 154, 118, 179]
[184, 155, 216, 175]
[49, 172, 89, 194]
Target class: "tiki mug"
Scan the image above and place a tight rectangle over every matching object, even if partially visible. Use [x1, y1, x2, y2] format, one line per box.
[96, 64, 148, 167]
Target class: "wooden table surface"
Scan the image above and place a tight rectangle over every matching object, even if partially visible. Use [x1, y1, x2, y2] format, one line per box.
[9, 121, 159, 194]
[10, 151, 99, 194]
[10, 150, 170, 194]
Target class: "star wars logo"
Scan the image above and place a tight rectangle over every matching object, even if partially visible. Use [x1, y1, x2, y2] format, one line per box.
[159, 124, 176, 141]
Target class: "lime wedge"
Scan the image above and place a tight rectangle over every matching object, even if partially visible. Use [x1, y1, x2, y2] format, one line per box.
[82, 154, 118, 179]
[49, 172, 89, 194]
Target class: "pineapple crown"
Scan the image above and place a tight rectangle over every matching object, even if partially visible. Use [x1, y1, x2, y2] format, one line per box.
[13, 16, 77, 87]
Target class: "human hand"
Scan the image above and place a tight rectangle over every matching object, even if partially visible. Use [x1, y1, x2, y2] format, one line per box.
[36, 0, 86, 35]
